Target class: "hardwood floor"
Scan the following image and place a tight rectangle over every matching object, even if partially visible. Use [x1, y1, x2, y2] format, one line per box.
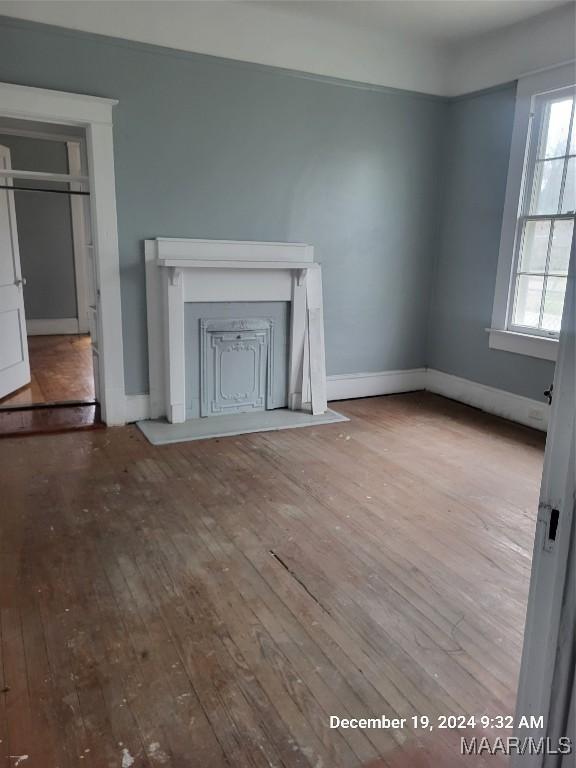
[0, 334, 95, 409]
[0, 404, 103, 438]
[0, 393, 545, 767]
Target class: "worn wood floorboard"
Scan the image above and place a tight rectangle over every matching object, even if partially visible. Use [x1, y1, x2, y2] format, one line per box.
[0, 393, 545, 767]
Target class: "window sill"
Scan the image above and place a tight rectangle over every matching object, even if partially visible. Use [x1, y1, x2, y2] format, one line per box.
[487, 329, 558, 362]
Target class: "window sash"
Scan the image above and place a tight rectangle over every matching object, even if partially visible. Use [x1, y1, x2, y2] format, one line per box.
[507, 87, 576, 338]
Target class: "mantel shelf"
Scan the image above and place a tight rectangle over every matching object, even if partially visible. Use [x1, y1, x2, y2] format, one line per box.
[157, 259, 314, 270]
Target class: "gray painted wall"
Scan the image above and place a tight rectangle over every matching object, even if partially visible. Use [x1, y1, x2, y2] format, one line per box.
[0, 17, 556, 403]
[0, 17, 446, 394]
[0, 132, 77, 319]
[428, 84, 555, 401]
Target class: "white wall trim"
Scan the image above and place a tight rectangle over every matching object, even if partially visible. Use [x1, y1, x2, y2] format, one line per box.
[487, 328, 559, 362]
[125, 394, 151, 424]
[426, 369, 548, 432]
[0, 81, 126, 425]
[0, 82, 117, 124]
[67, 140, 90, 333]
[328, 368, 548, 432]
[27, 317, 80, 335]
[327, 368, 427, 401]
[129, 366, 549, 432]
[0, 124, 84, 144]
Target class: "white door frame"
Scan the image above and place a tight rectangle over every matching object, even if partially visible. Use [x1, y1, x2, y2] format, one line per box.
[67, 139, 90, 334]
[512, 235, 575, 765]
[0, 81, 126, 425]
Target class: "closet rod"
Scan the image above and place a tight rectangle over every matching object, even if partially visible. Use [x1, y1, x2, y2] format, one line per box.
[0, 185, 90, 196]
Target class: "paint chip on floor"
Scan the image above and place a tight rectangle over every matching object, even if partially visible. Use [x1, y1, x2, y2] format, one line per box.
[147, 742, 169, 763]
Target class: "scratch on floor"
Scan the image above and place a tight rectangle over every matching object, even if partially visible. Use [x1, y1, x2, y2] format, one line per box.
[10, 758, 29, 767]
[269, 550, 331, 615]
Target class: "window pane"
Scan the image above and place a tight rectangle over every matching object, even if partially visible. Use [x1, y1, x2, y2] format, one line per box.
[540, 98, 572, 158]
[531, 159, 564, 214]
[549, 219, 574, 274]
[513, 275, 544, 328]
[570, 116, 576, 156]
[519, 220, 551, 272]
[541, 276, 567, 332]
[561, 157, 575, 213]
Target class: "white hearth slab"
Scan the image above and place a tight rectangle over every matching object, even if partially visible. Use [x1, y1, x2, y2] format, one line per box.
[136, 408, 348, 445]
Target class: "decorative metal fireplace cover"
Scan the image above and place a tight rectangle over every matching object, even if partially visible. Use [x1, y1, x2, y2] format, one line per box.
[200, 317, 276, 417]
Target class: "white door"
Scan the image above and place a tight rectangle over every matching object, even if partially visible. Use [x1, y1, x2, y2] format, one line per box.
[512, 233, 575, 765]
[0, 145, 30, 399]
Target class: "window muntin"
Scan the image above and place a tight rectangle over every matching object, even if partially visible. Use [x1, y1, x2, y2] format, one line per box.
[510, 88, 575, 336]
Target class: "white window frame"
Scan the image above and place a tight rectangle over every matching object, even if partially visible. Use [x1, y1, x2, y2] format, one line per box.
[489, 63, 576, 362]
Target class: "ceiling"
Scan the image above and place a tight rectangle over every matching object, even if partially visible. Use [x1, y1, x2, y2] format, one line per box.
[261, 0, 571, 44]
[258, 0, 567, 45]
[0, 1, 573, 95]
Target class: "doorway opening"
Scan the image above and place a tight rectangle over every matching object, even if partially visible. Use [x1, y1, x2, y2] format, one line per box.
[0, 118, 100, 435]
[0, 82, 125, 427]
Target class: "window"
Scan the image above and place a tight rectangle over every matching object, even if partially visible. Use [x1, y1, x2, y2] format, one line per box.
[491, 65, 576, 361]
[510, 89, 575, 335]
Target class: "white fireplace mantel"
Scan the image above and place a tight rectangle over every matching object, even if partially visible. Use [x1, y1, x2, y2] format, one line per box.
[144, 238, 327, 424]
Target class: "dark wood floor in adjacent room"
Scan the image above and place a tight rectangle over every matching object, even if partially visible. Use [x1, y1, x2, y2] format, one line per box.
[0, 334, 95, 409]
[0, 393, 545, 768]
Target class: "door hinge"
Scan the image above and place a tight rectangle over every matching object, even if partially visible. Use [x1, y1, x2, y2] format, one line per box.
[538, 502, 560, 551]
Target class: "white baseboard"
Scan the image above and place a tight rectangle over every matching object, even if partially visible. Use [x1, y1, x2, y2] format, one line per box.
[327, 368, 427, 401]
[426, 369, 548, 432]
[125, 394, 151, 423]
[327, 367, 548, 431]
[126, 368, 548, 432]
[27, 318, 80, 335]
